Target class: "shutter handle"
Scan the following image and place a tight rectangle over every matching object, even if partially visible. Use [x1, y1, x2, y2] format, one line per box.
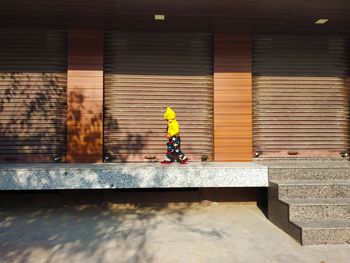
[144, 155, 157, 160]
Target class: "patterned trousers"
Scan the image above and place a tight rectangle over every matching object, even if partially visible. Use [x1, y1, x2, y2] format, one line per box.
[166, 136, 186, 162]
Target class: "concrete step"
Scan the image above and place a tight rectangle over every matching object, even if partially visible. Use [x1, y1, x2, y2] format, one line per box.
[268, 163, 350, 245]
[269, 166, 350, 181]
[281, 198, 350, 221]
[293, 219, 350, 245]
[271, 180, 350, 199]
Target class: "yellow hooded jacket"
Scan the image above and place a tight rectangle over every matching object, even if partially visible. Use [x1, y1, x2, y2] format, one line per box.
[164, 107, 179, 137]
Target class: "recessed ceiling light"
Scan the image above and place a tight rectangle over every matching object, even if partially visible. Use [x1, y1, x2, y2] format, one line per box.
[315, 19, 328, 24]
[154, 14, 165, 21]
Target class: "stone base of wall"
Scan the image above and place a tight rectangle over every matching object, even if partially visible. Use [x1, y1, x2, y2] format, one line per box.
[0, 163, 268, 190]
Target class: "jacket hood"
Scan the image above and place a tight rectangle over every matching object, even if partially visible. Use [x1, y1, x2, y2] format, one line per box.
[164, 107, 176, 121]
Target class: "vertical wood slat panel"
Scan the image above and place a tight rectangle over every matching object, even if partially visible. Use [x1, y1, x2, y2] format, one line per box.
[67, 30, 103, 163]
[214, 35, 253, 161]
[104, 32, 213, 162]
[253, 35, 349, 157]
[0, 29, 67, 163]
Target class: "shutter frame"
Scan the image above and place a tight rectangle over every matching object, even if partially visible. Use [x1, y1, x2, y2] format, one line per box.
[253, 35, 349, 157]
[0, 29, 67, 163]
[104, 32, 213, 162]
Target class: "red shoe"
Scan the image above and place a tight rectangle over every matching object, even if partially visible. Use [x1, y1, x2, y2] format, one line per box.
[160, 160, 173, 164]
[180, 157, 189, 164]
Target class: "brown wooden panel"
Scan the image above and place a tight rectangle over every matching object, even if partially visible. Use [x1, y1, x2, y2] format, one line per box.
[68, 89, 103, 101]
[215, 66, 253, 73]
[214, 91, 252, 103]
[215, 104, 253, 114]
[215, 115, 252, 125]
[215, 79, 252, 86]
[214, 150, 253, 162]
[67, 30, 103, 163]
[214, 34, 253, 161]
[66, 124, 102, 163]
[214, 58, 253, 66]
[67, 124, 103, 138]
[68, 100, 103, 113]
[214, 75, 252, 83]
[215, 130, 253, 139]
[66, 152, 102, 163]
[68, 113, 103, 126]
[68, 70, 103, 77]
[68, 76, 103, 89]
[215, 139, 252, 147]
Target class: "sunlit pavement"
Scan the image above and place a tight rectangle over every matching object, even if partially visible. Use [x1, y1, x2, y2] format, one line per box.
[0, 203, 349, 263]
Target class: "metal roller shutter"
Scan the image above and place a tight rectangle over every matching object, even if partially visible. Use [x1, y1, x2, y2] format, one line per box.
[104, 32, 213, 162]
[0, 29, 67, 163]
[253, 35, 349, 157]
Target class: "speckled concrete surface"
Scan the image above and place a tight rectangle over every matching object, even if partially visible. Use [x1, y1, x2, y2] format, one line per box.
[302, 227, 350, 246]
[0, 163, 268, 190]
[268, 162, 350, 245]
[277, 182, 350, 199]
[289, 203, 350, 221]
[261, 160, 350, 181]
[256, 159, 350, 167]
[269, 168, 350, 181]
[0, 204, 349, 263]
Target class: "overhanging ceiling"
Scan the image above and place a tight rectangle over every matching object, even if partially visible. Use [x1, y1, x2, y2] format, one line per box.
[1, 0, 350, 34]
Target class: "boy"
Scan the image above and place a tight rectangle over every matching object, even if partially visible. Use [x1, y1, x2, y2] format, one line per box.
[161, 107, 188, 164]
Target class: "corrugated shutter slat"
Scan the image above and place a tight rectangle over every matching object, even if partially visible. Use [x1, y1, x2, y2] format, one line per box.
[0, 29, 67, 162]
[253, 35, 349, 157]
[104, 32, 213, 162]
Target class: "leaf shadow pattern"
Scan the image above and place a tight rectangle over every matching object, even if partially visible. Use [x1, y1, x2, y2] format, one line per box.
[0, 72, 66, 163]
[67, 90, 102, 162]
[0, 205, 159, 263]
[67, 90, 147, 162]
[0, 202, 228, 263]
[104, 115, 147, 162]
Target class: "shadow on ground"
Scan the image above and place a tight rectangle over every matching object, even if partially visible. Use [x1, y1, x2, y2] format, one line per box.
[0, 187, 268, 263]
[0, 202, 225, 263]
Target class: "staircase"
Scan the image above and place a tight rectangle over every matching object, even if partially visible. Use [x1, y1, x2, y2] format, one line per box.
[267, 161, 350, 245]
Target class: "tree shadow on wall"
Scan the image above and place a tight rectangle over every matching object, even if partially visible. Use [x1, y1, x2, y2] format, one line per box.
[0, 72, 66, 163]
[104, 116, 146, 162]
[68, 91, 146, 163]
[67, 91, 102, 162]
[0, 77, 147, 163]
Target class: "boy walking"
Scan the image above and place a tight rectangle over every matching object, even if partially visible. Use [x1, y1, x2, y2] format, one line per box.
[161, 107, 188, 164]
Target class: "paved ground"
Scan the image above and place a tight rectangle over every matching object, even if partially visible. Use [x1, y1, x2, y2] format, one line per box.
[0, 203, 349, 263]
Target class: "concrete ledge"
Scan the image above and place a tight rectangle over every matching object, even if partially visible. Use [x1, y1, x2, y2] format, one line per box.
[0, 162, 268, 190]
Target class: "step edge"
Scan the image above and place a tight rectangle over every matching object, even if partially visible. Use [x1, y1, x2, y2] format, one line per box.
[280, 198, 350, 206]
[292, 220, 350, 230]
[271, 180, 350, 186]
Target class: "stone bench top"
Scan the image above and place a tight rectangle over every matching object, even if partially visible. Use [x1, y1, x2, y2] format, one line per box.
[0, 162, 268, 190]
[0, 162, 266, 169]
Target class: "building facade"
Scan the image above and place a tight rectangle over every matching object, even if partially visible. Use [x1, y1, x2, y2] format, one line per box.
[1, 33, 348, 163]
[1, 0, 350, 245]
[0, 1, 349, 164]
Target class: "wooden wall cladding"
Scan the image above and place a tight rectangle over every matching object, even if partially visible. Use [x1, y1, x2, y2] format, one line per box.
[67, 30, 103, 163]
[214, 35, 253, 161]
